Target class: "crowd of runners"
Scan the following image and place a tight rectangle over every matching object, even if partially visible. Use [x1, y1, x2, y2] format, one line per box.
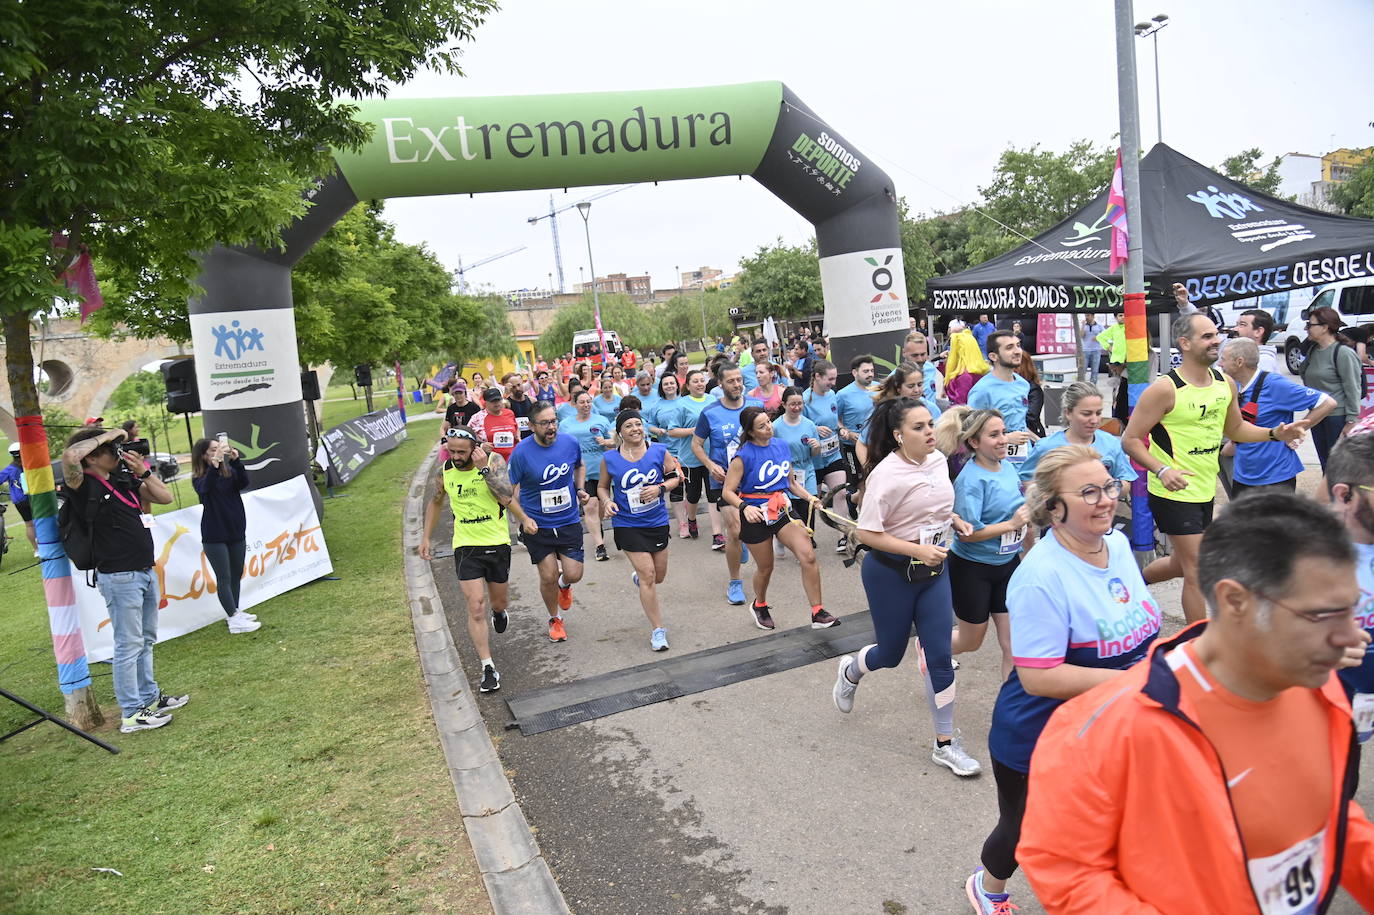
[418, 308, 1374, 913]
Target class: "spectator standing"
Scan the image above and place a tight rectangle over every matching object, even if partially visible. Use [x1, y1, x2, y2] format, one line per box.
[972, 314, 996, 356]
[1300, 304, 1364, 468]
[191, 437, 261, 634]
[1081, 314, 1104, 383]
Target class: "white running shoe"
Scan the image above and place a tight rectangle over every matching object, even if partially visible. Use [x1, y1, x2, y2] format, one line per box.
[832, 655, 858, 713]
[228, 613, 262, 634]
[931, 730, 982, 777]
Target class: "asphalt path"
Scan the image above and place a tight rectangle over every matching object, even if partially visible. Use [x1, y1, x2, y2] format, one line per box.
[421, 441, 1371, 914]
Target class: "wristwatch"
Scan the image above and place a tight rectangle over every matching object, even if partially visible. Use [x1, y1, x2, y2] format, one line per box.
[477, 467, 490, 477]
[138, 469, 153, 479]
[1267, 427, 1277, 441]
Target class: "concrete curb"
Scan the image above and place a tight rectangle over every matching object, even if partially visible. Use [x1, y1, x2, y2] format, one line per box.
[402, 448, 570, 915]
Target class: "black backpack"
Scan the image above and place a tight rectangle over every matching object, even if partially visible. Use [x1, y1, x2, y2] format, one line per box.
[58, 479, 100, 572]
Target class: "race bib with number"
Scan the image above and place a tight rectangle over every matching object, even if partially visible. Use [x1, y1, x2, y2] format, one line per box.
[999, 526, 1026, 554]
[1354, 692, 1374, 744]
[919, 523, 952, 550]
[140, 512, 156, 529]
[819, 435, 839, 457]
[493, 430, 515, 447]
[1248, 828, 1324, 915]
[1005, 441, 1025, 463]
[540, 487, 572, 513]
[790, 468, 806, 488]
[626, 485, 659, 514]
[516, 416, 530, 432]
[725, 440, 740, 463]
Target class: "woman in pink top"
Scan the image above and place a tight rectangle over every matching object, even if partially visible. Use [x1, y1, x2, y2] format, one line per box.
[749, 362, 784, 418]
[830, 396, 982, 778]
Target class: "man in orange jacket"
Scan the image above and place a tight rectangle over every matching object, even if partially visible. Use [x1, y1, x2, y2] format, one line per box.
[1019, 493, 1373, 914]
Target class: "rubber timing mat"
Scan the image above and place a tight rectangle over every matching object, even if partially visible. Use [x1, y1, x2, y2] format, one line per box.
[506, 612, 875, 735]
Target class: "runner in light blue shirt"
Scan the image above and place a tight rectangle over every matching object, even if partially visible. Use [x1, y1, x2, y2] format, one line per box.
[1018, 381, 1137, 483]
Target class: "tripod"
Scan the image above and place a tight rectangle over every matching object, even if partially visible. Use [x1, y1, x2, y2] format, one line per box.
[0, 687, 119, 754]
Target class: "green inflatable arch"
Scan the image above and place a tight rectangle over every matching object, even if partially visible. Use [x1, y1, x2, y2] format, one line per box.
[188, 81, 908, 493]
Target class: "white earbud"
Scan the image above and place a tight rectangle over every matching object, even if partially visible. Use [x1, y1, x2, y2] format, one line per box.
[896, 435, 904, 444]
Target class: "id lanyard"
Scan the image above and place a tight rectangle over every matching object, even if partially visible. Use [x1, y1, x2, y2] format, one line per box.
[90, 473, 141, 511]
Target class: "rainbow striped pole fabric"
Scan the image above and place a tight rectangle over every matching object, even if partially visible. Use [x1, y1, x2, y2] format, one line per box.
[17, 414, 91, 694]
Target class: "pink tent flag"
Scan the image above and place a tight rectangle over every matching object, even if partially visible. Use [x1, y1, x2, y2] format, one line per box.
[1105, 149, 1129, 275]
[51, 235, 106, 322]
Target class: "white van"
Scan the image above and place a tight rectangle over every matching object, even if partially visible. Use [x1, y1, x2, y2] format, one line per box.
[1280, 278, 1374, 373]
[572, 329, 623, 368]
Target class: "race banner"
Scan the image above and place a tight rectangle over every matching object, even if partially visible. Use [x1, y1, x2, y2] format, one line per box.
[74, 475, 333, 663]
[315, 405, 408, 487]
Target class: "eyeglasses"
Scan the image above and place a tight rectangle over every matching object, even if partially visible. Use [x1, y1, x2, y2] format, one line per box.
[1306, 321, 1324, 328]
[1058, 479, 1124, 505]
[1255, 591, 1356, 624]
[531, 418, 558, 428]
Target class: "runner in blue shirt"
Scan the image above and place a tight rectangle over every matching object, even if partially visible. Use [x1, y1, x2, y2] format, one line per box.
[722, 406, 835, 631]
[739, 339, 771, 391]
[967, 330, 1038, 466]
[1017, 381, 1138, 484]
[631, 371, 660, 428]
[561, 390, 617, 563]
[506, 401, 588, 643]
[967, 444, 1160, 913]
[802, 360, 851, 552]
[598, 411, 680, 652]
[1220, 337, 1336, 495]
[1325, 435, 1374, 748]
[945, 410, 1029, 682]
[771, 387, 823, 556]
[834, 353, 877, 444]
[692, 364, 764, 606]
[645, 372, 690, 539]
[901, 331, 941, 403]
[672, 370, 716, 542]
[591, 373, 621, 422]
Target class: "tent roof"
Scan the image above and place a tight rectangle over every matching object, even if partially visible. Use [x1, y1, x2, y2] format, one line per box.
[926, 143, 1374, 314]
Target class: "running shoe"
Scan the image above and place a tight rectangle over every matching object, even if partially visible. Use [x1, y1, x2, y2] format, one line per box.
[726, 579, 746, 605]
[965, 867, 1017, 914]
[151, 691, 190, 713]
[834, 535, 848, 554]
[479, 664, 501, 693]
[679, 522, 690, 539]
[228, 613, 261, 634]
[774, 540, 787, 560]
[749, 602, 775, 631]
[557, 583, 573, 611]
[740, 544, 749, 565]
[688, 519, 699, 539]
[711, 534, 725, 551]
[492, 610, 509, 634]
[811, 608, 840, 629]
[595, 544, 609, 562]
[631, 571, 640, 588]
[650, 628, 669, 652]
[932, 730, 982, 777]
[548, 617, 567, 642]
[832, 655, 858, 713]
[120, 706, 172, 734]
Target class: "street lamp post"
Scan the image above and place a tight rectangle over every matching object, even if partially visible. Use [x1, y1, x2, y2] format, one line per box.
[1134, 13, 1169, 146]
[575, 201, 607, 366]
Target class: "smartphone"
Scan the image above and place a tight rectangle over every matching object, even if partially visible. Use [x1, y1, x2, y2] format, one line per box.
[217, 432, 228, 446]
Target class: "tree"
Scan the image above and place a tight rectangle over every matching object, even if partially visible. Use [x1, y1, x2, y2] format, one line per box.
[735, 239, 823, 320]
[1330, 156, 1374, 219]
[649, 287, 738, 346]
[1, 0, 495, 725]
[537, 294, 661, 358]
[1217, 148, 1284, 196]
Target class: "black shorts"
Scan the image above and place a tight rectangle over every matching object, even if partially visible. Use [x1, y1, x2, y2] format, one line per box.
[584, 477, 603, 500]
[14, 500, 32, 523]
[520, 524, 585, 564]
[683, 465, 709, 503]
[815, 459, 845, 482]
[949, 551, 1019, 625]
[453, 544, 511, 583]
[706, 485, 725, 505]
[1231, 478, 1297, 498]
[1146, 493, 1214, 536]
[667, 476, 684, 503]
[613, 524, 670, 553]
[738, 503, 792, 544]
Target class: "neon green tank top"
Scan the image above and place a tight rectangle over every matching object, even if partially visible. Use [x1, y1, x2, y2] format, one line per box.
[443, 461, 507, 547]
[1146, 368, 1233, 503]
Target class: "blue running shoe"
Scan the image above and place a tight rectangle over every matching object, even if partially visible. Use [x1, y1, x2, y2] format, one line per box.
[965, 867, 1016, 914]
[741, 543, 749, 564]
[726, 579, 746, 605]
[650, 628, 669, 651]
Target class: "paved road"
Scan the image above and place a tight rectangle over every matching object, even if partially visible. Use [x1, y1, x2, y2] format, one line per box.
[423, 447, 1371, 914]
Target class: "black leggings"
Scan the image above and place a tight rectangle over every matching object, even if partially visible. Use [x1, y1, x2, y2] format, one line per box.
[684, 464, 710, 503]
[204, 539, 247, 617]
[949, 552, 1018, 625]
[981, 759, 1029, 882]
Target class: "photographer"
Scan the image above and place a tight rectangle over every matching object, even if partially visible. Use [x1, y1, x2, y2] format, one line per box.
[61, 426, 184, 734]
[191, 437, 261, 634]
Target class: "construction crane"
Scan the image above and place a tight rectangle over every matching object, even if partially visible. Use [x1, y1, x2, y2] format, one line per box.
[527, 185, 634, 293]
[455, 246, 526, 293]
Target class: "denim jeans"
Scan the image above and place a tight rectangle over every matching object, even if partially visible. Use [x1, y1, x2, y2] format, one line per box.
[97, 568, 161, 717]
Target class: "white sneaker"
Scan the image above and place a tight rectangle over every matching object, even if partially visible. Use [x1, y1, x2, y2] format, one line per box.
[773, 540, 787, 560]
[238, 611, 258, 622]
[227, 613, 262, 634]
[832, 655, 859, 713]
[931, 730, 982, 777]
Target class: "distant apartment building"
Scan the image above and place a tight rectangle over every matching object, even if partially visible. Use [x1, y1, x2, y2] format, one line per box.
[1277, 146, 1372, 211]
[500, 287, 557, 306]
[574, 272, 652, 296]
[680, 266, 723, 290]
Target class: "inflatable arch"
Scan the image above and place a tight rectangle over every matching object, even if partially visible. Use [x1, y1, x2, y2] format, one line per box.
[188, 81, 908, 494]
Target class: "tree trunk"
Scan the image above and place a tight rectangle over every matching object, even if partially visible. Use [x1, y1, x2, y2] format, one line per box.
[2, 309, 104, 730]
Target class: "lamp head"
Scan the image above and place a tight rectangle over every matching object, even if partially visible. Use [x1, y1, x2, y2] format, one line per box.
[1152, 13, 1169, 23]
[576, 201, 591, 219]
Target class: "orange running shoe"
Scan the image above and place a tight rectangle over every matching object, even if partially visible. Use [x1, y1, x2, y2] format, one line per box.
[548, 617, 568, 642]
[557, 583, 573, 611]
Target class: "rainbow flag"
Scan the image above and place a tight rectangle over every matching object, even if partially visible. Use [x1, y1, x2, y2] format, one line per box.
[1106, 149, 1129, 275]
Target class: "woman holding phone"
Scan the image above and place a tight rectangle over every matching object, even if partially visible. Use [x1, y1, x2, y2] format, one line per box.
[191, 436, 261, 634]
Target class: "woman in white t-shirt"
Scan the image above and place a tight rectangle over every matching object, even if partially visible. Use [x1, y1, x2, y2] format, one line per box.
[830, 396, 982, 779]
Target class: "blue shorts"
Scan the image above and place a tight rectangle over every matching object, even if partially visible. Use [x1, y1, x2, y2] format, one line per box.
[521, 524, 585, 565]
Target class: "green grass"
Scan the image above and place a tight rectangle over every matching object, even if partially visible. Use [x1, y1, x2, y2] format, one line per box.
[0, 433, 490, 914]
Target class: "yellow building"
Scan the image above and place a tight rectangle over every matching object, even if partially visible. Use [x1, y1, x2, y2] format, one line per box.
[1322, 147, 1373, 183]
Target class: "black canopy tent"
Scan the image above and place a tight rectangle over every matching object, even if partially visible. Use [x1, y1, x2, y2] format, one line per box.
[926, 143, 1374, 316]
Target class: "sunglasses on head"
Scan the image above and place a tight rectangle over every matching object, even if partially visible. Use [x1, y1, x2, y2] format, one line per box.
[445, 428, 478, 443]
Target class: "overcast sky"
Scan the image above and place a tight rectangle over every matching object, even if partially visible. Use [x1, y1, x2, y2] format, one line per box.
[375, 0, 1374, 296]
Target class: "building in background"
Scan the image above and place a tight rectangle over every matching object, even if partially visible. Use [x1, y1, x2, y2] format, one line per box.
[680, 266, 723, 289]
[574, 272, 652, 296]
[1277, 146, 1372, 212]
